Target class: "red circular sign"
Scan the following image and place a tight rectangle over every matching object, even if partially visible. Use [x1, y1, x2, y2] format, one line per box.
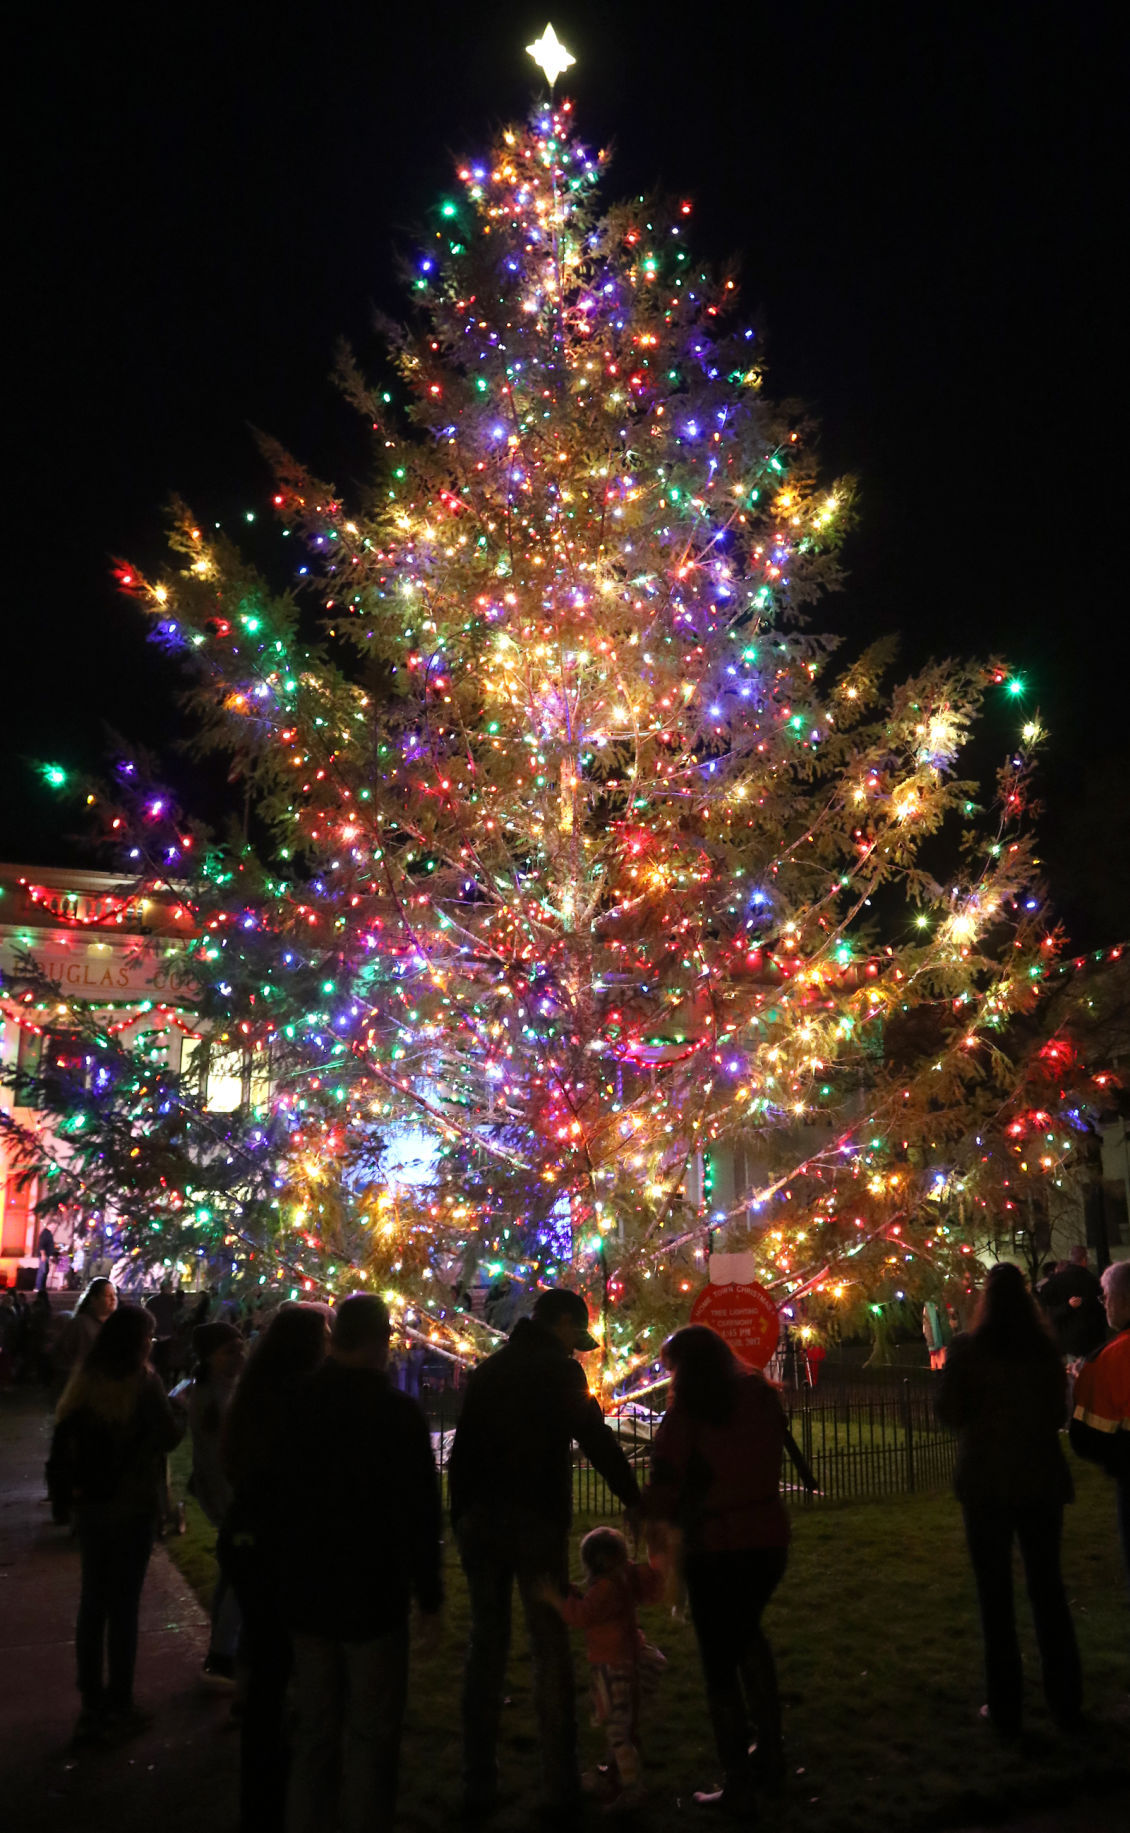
[689, 1281, 780, 1369]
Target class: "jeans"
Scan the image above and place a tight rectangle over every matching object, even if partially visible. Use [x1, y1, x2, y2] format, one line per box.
[287, 1629, 409, 1833]
[457, 1505, 577, 1805]
[219, 1529, 292, 1833]
[962, 1501, 1083, 1731]
[684, 1546, 788, 1787]
[75, 1512, 153, 1709]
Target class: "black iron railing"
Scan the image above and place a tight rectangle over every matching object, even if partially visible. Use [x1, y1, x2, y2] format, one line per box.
[417, 1364, 955, 1516]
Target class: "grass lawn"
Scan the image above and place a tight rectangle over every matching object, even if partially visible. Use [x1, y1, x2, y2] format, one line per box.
[166, 1444, 1128, 1831]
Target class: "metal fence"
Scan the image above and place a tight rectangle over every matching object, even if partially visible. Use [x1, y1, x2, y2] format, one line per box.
[780, 1369, 955, 1504]
[419, 1363, 955, 1516]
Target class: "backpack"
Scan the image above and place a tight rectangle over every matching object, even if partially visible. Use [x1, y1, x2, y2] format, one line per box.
[46, 1408, 140, 1522]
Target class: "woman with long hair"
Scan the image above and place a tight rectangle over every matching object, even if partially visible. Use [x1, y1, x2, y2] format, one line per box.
[53, 1276, 117, 1390]
[936, 1261, 1082, 1736]
[50, 1302, 183, 1742]
[219, 1303, 328, 1833]
[642, 1324, 790, 1816]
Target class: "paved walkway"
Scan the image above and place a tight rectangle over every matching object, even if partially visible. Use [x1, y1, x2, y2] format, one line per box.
[0, 1391, 238, 1833]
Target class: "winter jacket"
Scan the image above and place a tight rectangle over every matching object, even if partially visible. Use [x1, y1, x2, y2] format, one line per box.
[48, 1369, 184, 1527]
[643, 1375, 790, 1555]
[559, 1562, 664, 1666]
[1070, 1329, 1130, 1484]
[280, 1359, 443, 1639]
[935, 1330, 1072, 1508]
[447, 1317, 640, 1529]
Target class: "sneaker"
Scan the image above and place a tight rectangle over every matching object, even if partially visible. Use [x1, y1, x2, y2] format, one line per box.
[582, 1765, 617, 1798]
[692, 1780, 758, 1818]
[202, 1653, 236, 1686]
[978, 1703, 1021, 1741]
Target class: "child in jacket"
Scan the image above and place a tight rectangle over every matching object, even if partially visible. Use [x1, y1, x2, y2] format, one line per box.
[542, 1525, 664, 1805]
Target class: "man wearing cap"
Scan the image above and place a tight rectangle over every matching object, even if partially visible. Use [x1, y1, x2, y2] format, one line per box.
[449, 1286, 641, 1822]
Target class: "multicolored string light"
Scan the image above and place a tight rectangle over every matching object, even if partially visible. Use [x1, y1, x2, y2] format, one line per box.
[3, 93, 1123, 1387]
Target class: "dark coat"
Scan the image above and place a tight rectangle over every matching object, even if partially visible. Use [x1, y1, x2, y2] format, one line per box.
[1037, 1265, 1107, 1359]
[935, 1330, 1073, 1508]
[644, 1374, 791, 1554]
[280, 1359, 443, 1640]
[447, 1317, 640, 1529]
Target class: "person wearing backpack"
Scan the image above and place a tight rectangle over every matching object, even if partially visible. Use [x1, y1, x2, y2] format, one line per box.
[49, 1302, 184, 1743]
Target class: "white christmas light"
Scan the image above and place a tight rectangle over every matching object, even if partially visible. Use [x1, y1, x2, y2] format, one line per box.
[526, 23, 575, 88]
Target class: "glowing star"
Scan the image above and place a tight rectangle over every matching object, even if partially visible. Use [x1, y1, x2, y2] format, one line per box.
[526, 23, 574, 88]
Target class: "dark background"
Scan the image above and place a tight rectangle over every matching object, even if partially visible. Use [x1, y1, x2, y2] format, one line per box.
[7, 1, 1128, 943]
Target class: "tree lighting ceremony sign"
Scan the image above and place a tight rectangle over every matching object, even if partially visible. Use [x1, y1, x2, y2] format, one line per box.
[690, 1255, 780, 1370]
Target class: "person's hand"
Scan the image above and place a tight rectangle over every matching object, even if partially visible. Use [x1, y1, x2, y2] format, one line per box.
[644, 1518, 671, 1559]
[415, 1610, 443, 1657]
[532, 1578, 562, 1609]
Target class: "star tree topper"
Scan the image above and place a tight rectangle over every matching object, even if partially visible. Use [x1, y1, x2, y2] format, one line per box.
[526, 23, 575, 89]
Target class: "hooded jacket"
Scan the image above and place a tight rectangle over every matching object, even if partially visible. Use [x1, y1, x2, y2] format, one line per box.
[448, 1317, 640, 1529]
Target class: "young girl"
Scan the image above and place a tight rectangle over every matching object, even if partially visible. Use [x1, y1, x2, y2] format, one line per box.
[543, 1526, 664, 1807]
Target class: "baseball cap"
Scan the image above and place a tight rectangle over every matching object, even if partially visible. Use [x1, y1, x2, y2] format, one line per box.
[533, 1287, 599, 1351]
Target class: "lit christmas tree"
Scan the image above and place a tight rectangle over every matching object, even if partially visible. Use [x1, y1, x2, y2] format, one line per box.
[6, 72, 1115, 1384]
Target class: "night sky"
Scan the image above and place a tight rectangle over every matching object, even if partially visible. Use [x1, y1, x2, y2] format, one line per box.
[9, 2, 1127, 945]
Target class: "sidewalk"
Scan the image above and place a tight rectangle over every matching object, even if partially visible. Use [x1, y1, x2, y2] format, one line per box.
[0, 1391, 238, 1833]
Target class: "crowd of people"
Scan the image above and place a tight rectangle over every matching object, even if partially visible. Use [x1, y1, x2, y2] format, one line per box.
[0, 1277, 223, 1394]
[11, 1248, 1128, 1827]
